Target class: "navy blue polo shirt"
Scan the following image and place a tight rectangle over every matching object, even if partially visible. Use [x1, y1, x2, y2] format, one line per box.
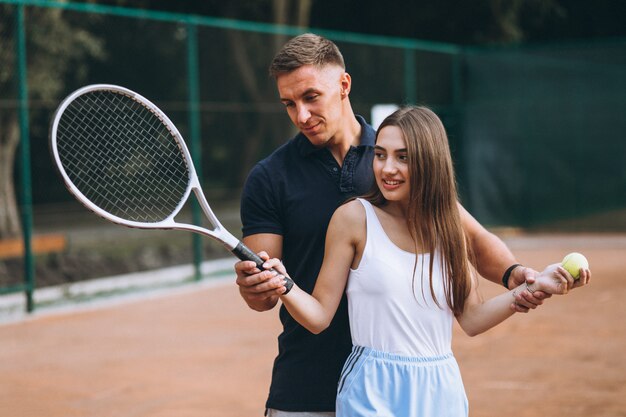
[241, 115, 376, 412]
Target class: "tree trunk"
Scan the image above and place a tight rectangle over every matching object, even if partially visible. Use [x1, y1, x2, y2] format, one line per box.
[0, 113, 22, 239]
[489, 0, 525, 42]
[296, 0, 312, 27]
[221, 0, 314, 185]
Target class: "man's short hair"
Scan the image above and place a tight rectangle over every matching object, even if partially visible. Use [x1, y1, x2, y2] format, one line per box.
[269, 33, 345, 78]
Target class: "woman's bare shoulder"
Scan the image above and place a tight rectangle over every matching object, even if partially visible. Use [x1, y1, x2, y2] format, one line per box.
[329, 199, 367, 239]
[334, 199, 366, 221]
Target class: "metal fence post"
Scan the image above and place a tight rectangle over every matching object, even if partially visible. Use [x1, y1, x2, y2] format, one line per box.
[16, 3, 35, 312]
[404, 48, 416, 105]
[450, 50, 467, 201]
[186, 21, 203, 281]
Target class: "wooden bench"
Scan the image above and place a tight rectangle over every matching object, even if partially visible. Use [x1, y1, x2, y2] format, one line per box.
[0, 234, 67, 260]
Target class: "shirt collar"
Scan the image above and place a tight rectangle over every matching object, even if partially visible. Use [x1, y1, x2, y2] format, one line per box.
[296, 115, 375, 157]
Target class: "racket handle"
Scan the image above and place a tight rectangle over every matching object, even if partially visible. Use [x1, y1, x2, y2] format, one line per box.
[232, 242, 294, 294]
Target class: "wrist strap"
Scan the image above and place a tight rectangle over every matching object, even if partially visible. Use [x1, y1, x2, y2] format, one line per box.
[283, 276, 295, 294]
[502, 263, 522, 289]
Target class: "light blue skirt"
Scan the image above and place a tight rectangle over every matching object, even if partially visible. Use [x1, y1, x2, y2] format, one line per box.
[336, 346, 468, 417]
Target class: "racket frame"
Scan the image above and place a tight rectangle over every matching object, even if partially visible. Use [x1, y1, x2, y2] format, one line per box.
[50, 84, 294, 292]
[49, 84, 240, 251]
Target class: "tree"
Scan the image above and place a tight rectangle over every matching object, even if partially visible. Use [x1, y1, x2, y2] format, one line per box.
[0, 0, 316, 238]
[0, 4, 105, 238]
[223, 0, 314, 184]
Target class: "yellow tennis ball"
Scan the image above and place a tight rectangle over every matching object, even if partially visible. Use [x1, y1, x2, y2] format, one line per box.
[561, 252, 588, 280]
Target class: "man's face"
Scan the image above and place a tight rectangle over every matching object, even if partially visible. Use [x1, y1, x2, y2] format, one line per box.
[276, 64, 349, 147]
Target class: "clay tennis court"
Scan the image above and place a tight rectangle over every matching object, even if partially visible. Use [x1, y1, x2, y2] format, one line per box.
[1, 234, 625, 417]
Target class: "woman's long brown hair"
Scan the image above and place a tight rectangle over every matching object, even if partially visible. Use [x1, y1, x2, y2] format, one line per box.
[363, 106, 472, 316]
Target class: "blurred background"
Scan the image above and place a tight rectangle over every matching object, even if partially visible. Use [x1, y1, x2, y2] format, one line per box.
[1, 0, 625, 312]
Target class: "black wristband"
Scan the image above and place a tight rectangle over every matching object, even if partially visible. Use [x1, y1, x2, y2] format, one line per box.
[283, 276, 295, 295]
[502, 263, 522, 289]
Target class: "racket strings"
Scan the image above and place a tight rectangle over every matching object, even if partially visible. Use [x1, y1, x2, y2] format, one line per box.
[56, 90, 190, 223]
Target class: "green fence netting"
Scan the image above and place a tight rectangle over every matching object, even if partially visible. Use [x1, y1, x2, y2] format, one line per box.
[0, 0, 624, 309]
[462, 41, 626, 227]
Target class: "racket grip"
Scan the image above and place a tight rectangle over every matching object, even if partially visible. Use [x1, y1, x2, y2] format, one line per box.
[232, 242, 294, 294]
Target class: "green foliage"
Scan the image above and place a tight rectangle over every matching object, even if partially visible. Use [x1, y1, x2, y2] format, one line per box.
[81, 0, 626, 45]
[27, 7, 106, 100]
[1, 5, 106, 98]
[0, 4, 106, 238]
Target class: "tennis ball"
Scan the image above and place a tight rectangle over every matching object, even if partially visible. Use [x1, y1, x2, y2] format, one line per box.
[561, 252, 588, 280]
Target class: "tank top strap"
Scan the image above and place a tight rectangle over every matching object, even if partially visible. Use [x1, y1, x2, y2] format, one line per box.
[355, 198, 386, 251]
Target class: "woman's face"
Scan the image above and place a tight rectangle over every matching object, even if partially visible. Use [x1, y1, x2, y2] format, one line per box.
[374, 125, 410, 204]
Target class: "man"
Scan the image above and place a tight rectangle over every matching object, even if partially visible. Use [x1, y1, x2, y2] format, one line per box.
[235, 33, 545, 417]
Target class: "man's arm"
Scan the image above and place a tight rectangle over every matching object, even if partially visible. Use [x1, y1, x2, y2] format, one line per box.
[458, 203, 549, 311]
[234, 233, 286, 312]
[459, 203, 517, 283]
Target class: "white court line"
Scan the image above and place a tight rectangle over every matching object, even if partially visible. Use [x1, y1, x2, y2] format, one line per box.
[0, 257, 237, 326]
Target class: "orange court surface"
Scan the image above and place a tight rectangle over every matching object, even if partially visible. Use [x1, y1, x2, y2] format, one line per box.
[1, 234, 625, 417]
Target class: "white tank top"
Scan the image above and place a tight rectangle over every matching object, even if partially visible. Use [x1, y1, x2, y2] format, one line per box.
[346, 199, 454, 357]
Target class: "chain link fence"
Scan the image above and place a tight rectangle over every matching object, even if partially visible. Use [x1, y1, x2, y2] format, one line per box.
[1, 0, 624, 311]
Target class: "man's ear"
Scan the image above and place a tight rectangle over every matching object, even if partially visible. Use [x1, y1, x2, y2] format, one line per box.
[340, 72, 352, 98]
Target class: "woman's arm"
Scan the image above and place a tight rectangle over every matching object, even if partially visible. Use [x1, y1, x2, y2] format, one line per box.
[267, 201, 366, 334]
[457, 264, 575, 337]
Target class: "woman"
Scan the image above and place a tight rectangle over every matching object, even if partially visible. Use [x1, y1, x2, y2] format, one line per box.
[263, 106, 590, 416]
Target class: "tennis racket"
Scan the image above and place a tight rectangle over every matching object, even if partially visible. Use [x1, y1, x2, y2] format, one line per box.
[49, 84, 293, 292]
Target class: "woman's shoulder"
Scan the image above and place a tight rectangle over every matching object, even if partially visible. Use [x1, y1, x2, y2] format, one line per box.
[337, 198, 366, 216]
[330, 199, 368, 254]
[331, 199, 367, 229]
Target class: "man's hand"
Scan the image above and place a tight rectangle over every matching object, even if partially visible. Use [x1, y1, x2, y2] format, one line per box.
[508, 262, 591, 312]
[508, 265, 551, 313]
[235, 251, 286, 312]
